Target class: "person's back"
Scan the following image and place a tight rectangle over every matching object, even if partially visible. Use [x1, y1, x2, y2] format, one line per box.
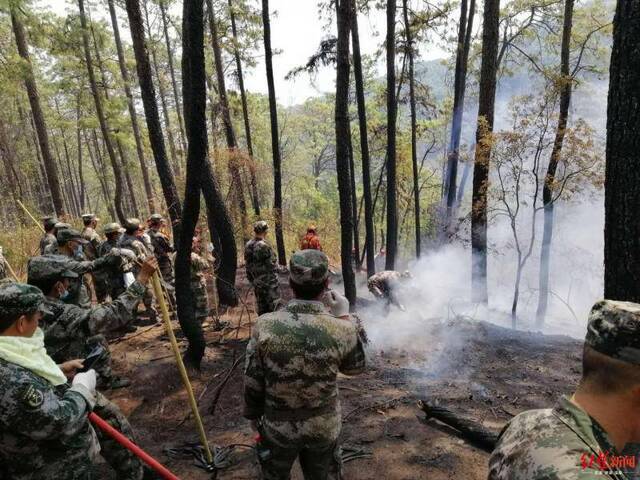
[300, 227, 322, 251]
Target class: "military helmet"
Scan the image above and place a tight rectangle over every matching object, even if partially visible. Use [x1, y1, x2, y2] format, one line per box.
[27, 256, 79, 282]
[0, 283, 51, 318]
[103, 222, 123, 235]
[56, 228, 88, 245]
[148, 213, 165, 224]
[289, 249, 329, 286]
[123, 218, 141, 231]
[42, 216, 58, 231]
[586, 300, 640, 365]
[254, 220, 269, 233]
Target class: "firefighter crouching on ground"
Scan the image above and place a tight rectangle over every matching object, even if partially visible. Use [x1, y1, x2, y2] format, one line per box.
[243, 249, 366, 480]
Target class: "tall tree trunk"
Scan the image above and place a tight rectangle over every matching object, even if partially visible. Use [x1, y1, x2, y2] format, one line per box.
[108, 0, 156, 214]
[50, 133, 74, 216]
[206, 0, 249, 241]
[444, 0, 476, 222]
[228, 0, 261, 216]
[351, 4, 375, 277]
[176, 0, 207, 368]
[159, 0, 187, 154]
[385, 0, 398, 270]
[536, 0, 574, 326]
[87, 130, 116, 219]
[126, 0, 182, 227]
[10, 8, 65, 216]
[18, 103, 49, 212]
[78, 0, 127, 223]
[471, 0, 500, 304]
[75, 95, 86, 211]
[604, 0, 640, 301]
[348, 122, 361, 272]
[335, 0, 355, 306]
[403, 0, 421, 258]
[143, 0, 181, 178]
[262, 0, 286, 265]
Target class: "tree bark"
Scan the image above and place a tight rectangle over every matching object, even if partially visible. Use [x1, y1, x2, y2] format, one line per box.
[402, 0, 421, 258]
[471, 0, 500, 304]
[126, 0, 182, 227]
[385, 0, 398, 270]
[78, 0, 127, 223]
[176, 0, 208, 368]
[229, 0, 261, 216]
[108, 0, 157, 214]
[604, 0, 640, 301]
[348, 124, 361, 272]
[87, 129, 116, 219]
[536, 0, 574, 326]
[10, 8, 65, 216]
[75, 95, 86, 211]
[335, 0, 355, 306]
[262, 0, 286, 265]
[351, 4, 375, 277]
[159, 0, 188, 154]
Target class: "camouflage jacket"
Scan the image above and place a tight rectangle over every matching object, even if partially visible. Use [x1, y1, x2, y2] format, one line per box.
[0, 358, 93, 480]
[244, 238, 277, 285]
[191, 252, 209, 286]
[40, 233, 57, 255]
[367, 270, 402, 296]
[488, 396, 634, 480]
[148, 229, 174, 281]
[81, 227, 101, 261]
[40, 281, 145, 363]
[43, 254, 113, 307]
[244, 299, 365, 421]
[93, 239, 126, 290]
[118, 234, 151, 262]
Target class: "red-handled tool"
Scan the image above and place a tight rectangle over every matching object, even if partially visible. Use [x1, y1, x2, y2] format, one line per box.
[89, 412, 180, 480]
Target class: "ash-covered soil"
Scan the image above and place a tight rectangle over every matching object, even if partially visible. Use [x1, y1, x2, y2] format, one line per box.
[98, 269, 582, 479]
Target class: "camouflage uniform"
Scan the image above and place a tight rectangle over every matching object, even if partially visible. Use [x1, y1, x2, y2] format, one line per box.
[0, 283, 142, 480]
[367, 270, 408, 308]
[489, 300, 640, 480]
[191, 252, 210, 322]
[245, 235, 281, 316]
[0, 249, 6, 281]
[148, 227, 174, 285]
[244, 250, 366, 480]
[81, 227, 101, 261]
[93, 237, 127, 302]
[40, 232, 57, 256]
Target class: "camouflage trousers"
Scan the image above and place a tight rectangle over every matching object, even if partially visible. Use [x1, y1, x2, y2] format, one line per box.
[94, 393, 143, 480]
[252, 277, 281, 316]
[192, 280, 209, 322]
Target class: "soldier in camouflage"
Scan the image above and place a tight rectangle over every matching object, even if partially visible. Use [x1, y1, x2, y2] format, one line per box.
[0, 282, 144, 479]
[489, 299, 640, 480]
[39, 216, 58, 255]
[80, 214, 101, 261]
[27, 255, 158, 390]
[43, 222, 72, 256]
[147, 213, 175, 286]
[367, 270, 412, 311]
[245, 220, 281, 315]
[94, 222, 128, 303]
[244, 249, 366, 480]
[118, 218, 157, 321]
[191, 236, 210, 324]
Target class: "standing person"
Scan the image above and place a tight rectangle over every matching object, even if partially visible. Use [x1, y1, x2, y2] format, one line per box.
[0, 282, 144, 479]
[147, 214, 175, 301]
[94, 223, 129, 302]
[39, 216, 58, 255]
[489, 300, 640, 480]
[245, 221, 281, 315]
[300, 224, 323, 251]
[374, 247, 386, 272]
[118, 218, 157, 322]
[190, 236, 212, 326]
[80, 213, 101, 261]
[244, 249, 366, 480]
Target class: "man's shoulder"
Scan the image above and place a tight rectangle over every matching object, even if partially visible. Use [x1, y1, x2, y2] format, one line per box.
[257, 308, 357, 338]
[0, 358, 51, 406]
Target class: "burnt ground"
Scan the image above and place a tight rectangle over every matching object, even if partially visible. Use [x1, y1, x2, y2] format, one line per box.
[97, 268, 582, 479]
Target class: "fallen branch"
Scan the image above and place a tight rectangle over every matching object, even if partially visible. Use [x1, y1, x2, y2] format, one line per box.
[344, 396, 408, 421]
[417, 400, 499, 452]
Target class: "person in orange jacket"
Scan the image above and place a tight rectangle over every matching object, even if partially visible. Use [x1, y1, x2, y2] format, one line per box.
[300, 225, 322, 251]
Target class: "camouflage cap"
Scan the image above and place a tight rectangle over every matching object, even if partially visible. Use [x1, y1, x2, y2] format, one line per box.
[586, 300, 640, 365]
[54, 222, 71, 230]
[124, 218, 141, 230]
[81, 213, 98, 222]
[27, 256, 79, 282]
[0, 283, 51, 318]
[42, 216, 58, 231]
[103, 222, 123, 235]
[254, 220, 269, 233]
[289, 249, 329, 286]
[56, 228, 88, 245]
[148, 213, 165, 223]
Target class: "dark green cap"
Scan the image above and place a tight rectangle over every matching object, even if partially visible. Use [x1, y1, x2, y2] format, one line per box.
[56, 228, 88, 245]
[42, 216, 58, 231]
[27, 256, 79, 282]
[289, 249, 329, 286]
[0, 283, 51, 318]
[586, 300, 640, 365]
[124, 218, 141, 230]
[148, 213, 165, 224]
[254, 220, 269, 233]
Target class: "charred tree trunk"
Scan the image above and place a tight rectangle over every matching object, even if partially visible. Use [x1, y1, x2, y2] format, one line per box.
[385, 0, 398, 270]
[79, 0, 127, 223]
[536, 0, 574, 326]
[108, 0, 157, 214]
[262, 0, 286, 265]
[403, 0, 421, 258]
[126, 0, 182, 226]
[604, 0, 640, 301]
[11, 8, 65, 216]
[176, 0, 208, 368]
[335, 0, 355, 306]
[471, 0, 500, 304]
[229, 0, 261, 216]
[351, 4, 375, 277]
[159, 0, 187, 154]
[206, 0, 249, 241]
